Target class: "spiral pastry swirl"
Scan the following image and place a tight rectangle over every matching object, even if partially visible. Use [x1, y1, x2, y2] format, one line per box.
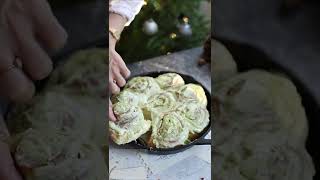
[110, 102, 151, 145]
[14, 129, 107, 180]
[151, 112, 189, 148]
[145, 91, 177, 114]
[111, 90, 140, 106]
[48, 49, 107, 97]
[176, 84, 207, 106]
[176, 100, 210, 133]
[125, 77, 160, 94]
[155, 73, 185, 89]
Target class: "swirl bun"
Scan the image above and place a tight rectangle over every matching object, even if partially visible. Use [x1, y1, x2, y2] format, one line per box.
[111, 90, 140, 106]
[176, 100, 210, 133]
[151, 112, 189, 148]
[110, 102, 151, 145]
[175, 83, 207, 106]
[125, 77, 161, 105]
[156, 73, 185, 89]
[145, 91, 177, 114]
[14, 129, 107, 180]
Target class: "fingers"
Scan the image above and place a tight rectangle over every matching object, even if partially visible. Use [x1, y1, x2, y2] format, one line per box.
[7, 12, 53, 81]
[109, 99, 117, 122]
[109, 50, 130, 93]
[0, 32, 35, 103]
[0, 116, 23, 180]
[109, 75, 120, 94]
[112, 69, 126, 87]
[112, 51, 131, 78]
[28, 0, 68, 51]
[0, 68, 35, 103]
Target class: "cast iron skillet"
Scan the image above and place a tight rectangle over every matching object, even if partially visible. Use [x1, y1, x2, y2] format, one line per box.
[214, 36, 320, 179]
[122, 71, 212, 155]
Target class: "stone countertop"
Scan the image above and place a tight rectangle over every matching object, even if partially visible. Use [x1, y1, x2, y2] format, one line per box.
[109, 48, 212, 180]
[127, 47, 211, 92]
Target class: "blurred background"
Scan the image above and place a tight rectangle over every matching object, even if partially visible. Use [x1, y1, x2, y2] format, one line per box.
[116, 0, 211, 62]
[47, 0, 106, 56]
[213, 0, 320, 100]
[48, 0, 210, 63]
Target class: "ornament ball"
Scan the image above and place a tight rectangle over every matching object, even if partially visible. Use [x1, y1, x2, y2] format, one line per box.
[179, 23, 192, 36]
[143, 19, 158, 35]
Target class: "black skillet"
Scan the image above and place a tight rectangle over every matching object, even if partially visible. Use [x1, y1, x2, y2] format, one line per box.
[123, 71, 212, 155]
[214, 36, 320, 179]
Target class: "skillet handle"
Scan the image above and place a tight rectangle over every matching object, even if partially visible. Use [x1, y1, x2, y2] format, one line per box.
[194, 138, 212, 145]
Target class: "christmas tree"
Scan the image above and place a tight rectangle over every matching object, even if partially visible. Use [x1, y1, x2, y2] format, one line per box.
[117, 0, 210, 62]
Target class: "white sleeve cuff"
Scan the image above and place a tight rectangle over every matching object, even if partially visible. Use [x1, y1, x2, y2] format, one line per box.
[109, 0, 145, 26]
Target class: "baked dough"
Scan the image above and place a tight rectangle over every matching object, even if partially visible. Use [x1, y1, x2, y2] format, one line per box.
[213, 69, 315, 180]
[111, 75, 210, 147]
[176, 100, 210, 134]
[109, 102, 151, 145]
[212, 39, 238, 83]
[124, 76, 161, 105]
[145, 91, 177, 115]
[155, 73, 185, 89]
[8, 92, 107, 180]
[213, 70, 308, 147]
[7, 49, 108, 180]
[151, 112, 189, 148]
[175, 83, 207, 106]
[48, 48, 107, 97]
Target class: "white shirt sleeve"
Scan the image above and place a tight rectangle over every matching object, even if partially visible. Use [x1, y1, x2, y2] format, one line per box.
[109, 0, 145, 26]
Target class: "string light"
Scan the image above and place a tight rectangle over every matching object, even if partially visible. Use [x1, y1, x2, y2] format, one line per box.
[170, 33, 177, 39]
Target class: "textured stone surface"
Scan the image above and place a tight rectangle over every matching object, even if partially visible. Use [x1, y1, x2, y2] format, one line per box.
[128, 47, 211, 92]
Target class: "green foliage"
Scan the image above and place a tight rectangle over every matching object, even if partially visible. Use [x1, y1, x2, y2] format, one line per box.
[117, 0, 210, 62]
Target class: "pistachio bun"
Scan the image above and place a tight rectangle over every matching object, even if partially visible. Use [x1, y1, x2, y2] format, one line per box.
[14, 129, 107, 180]
[176, 100, 210, 133]
[109, 102, 151, 145]
[111, 90, 141, 106]
[176, 83, 207, 106]
[145, 91, 177, 115]
[151, 112, 189, 148]
[124, 76, 161, 104]
[155, 73, 185, 89]
[212, 39, 238, 83]
[213, 70, 308, 147]
[48, 48, 107, 97]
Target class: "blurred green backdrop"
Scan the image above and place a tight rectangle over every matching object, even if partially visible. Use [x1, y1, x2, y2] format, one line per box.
[117, 0, 210, 62]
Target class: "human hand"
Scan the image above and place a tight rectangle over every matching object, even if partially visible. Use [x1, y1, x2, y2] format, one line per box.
[0, 116, 22, 180]
[0, 0, 67, 103]
[108, 33, 130, 94]
[108, 33, 130, 121]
